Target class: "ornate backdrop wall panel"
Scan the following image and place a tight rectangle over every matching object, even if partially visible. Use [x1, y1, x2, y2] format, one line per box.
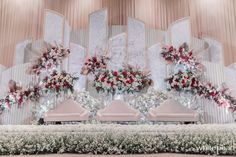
[88, 9, 108, 56]
[107, 33, 126, 71]
[14, 39, 32, 65]
[68, 43, 87, 90]
[43, 10, 64, 45]
[147, 44, 167, 91]
[127, 17, 146, 70]
[1, 0, 236, 67]
[203, 37, 224, 65]
[167, 17, 191, 48]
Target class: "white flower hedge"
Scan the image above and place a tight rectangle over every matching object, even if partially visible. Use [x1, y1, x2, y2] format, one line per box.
[0, 124, 235, 155]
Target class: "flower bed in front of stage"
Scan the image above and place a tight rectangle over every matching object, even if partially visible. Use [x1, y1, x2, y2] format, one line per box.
[0, 124, 235, 155]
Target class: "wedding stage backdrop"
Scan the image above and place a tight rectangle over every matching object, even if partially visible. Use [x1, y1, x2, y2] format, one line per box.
[0, 0, 236, 125]
[1, 0, 236, 67]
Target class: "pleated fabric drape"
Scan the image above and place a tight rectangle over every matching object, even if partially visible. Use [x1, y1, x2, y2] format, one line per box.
[0, 0, 236, 67]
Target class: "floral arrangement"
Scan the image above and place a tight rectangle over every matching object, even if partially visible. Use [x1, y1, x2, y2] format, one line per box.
[162, 43, 236, 111]
[93, 66, 152, 94]
[73, 91, 103, 119]
[81, 55, 108, 75]
[161, 43, 203, 74]
[0, 91, 25, 109]
[0, 81, 41, 112]
[165, 71, 199, 92]
[129, 88, 168, 117]
[24, 85, 42, 102]
[28, 45, 70, 75]
[0, 124, 235, 155]
[42, 70, 79, 95]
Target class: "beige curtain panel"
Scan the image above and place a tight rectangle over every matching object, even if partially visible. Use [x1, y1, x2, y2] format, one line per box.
[0, 0, 236, 67]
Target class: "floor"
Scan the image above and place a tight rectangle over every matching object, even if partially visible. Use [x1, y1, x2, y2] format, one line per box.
[2, 154, 230, 157]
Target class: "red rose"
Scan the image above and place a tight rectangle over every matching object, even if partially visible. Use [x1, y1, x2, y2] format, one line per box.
[130, 78, 134, 83]
[56, 85, 60, 92]
[111, 82, 114, 87]
[101, 77, 106, 82]
[113, 71, 118, 76]
[126, 80, 131, 84]
[179, 47, 183, 52]
[189, 51, 193, 56]
[122, 71, 127, 77]
[92, 57, 97, 62]
[174, 85, 179, 89]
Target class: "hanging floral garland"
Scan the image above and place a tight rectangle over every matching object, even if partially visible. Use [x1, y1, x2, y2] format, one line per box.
[28, 45, 70, 75]
[161, 43, 203, 75]
[42, 70, 79, 95]
[162, 43, 236, 111]
[24, 85, 42, 102]
[93, 66, 152, 94]
[0, 80, 42, 112]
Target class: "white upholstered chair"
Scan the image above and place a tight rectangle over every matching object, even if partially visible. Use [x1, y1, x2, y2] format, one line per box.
[96, 100, 141, 122]
[44, 99, 89, 122]
[148, 99, 198, 122]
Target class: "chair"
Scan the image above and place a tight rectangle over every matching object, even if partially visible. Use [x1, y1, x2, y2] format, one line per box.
[96, 100, 140, 122]
[44, 99, 89, 122]
[147, 99, 198, 122]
